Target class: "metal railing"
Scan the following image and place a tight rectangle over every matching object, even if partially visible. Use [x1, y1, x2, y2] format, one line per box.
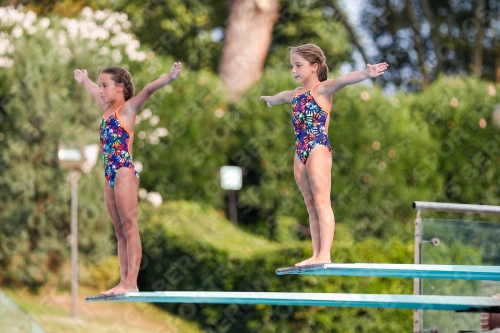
[413, 201, 500, 215]
[412, 201, 500, 333]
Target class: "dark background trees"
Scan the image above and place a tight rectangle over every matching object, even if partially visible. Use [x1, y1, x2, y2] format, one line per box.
[361, 0, 500, 91]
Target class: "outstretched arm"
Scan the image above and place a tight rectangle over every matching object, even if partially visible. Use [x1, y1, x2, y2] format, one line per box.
[259, 89, 297, 107]
[74, 69, 107, 111]
[125, 62, 182, 114]
[319, 62, 388, 96]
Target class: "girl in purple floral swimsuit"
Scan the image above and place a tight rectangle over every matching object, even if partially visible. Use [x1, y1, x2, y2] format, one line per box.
[260, 44, 387, 266]
[74, 62, 182, 294]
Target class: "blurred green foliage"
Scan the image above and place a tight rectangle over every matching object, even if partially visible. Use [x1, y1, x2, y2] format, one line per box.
[0, 14, 106, 288]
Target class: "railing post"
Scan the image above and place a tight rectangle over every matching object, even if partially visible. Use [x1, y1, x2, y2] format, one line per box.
[414, 209, 422, 333]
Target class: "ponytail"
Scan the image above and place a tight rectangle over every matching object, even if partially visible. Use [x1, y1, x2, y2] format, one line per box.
[317, 63, 329, 82]
[122, 80, 134, 101]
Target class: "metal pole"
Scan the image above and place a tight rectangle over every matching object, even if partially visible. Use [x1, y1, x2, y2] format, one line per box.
[228, 190, 237, 225]
[70, 169, 79, 318]
[414, 209, 422, 333]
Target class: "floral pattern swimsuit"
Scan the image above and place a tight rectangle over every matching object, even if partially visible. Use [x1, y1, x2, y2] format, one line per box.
[100, 105, 139, 187]
[292, 83, 333, 163]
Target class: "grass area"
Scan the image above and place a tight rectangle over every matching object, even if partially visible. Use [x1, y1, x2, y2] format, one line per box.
[1, 284, 204, 333]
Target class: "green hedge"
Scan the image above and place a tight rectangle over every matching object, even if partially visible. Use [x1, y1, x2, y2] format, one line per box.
[137, 200, 414, 332]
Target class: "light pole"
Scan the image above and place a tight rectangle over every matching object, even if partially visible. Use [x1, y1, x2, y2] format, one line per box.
[58, 143, 99, 318]
[220, 166, 242, 224]
[493, 104, 500, 128]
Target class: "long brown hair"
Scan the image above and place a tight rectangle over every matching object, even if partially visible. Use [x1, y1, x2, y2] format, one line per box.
[101, 66, 135, 100]
[290, 44, 329, 81]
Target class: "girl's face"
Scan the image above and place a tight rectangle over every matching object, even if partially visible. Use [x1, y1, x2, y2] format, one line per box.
[290, 53, 318, 83]
[98, 73, 123, 104]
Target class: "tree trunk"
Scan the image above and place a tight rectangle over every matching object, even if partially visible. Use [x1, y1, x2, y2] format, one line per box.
[219, 0, 280, 101]
[419, 0, 442, 74]
[418, 0, 435, 23]
[496, 56, 500, 84]
[472, 0, 485, 76]
[406, 0, 429, 89]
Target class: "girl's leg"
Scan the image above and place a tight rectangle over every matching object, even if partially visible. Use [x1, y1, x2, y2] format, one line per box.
[111, 167, 141, 293]
[101, 182, 129, 295]
[293, 154, 321, 266]
[304, 145, 335, 264]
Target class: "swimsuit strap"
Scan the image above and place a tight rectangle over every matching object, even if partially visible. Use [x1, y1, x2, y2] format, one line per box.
[114, 104, 124, 115]
[311, 82, 321, 90]
[295, 82, 322, 97]
[103, 104, 124, 118]
[310, 82, 330, 114]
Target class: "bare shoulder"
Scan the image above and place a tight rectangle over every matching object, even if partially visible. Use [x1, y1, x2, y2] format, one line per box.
[315, 78, 342, 96]
[97, 101, 108, 112]
[315, 79, 334, 92]
[120, 99, 136, 116]
[280, 88, 301, 104]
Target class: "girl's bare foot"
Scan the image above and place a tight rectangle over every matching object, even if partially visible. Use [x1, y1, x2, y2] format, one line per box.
[101, 284, 121, 295]
[101, 283, 139, 295]
[305, 256, 331, 265]
[295, 257, 316, 266]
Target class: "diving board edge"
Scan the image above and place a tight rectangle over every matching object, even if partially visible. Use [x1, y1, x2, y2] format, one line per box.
[85, 291, 500, 313]
[276, 263, 500, 281]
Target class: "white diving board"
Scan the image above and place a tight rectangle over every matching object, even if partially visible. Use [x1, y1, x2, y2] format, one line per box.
[276, 263, 500, 281]
[86, 291, 500, 312]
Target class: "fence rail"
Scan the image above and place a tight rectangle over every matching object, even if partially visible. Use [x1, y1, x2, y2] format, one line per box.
[412, 201, 500, 214]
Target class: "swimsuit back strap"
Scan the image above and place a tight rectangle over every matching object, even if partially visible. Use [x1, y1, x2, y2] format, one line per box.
[310, 82, 330, 114]
[112, 104, 124, 116]
[307, 82, 322, 96]
[103, 104, 125, 118]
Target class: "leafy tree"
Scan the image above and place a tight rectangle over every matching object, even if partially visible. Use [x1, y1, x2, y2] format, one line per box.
[15, 0, 355, 72]
[410, 76, 500, 208]
[360, 0, 500, 91]
[13, 0, 358, 105]
[0, 6, 148, 287]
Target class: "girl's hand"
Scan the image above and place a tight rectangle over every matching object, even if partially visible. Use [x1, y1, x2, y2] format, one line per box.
[170, 62, 182, 80]
[73, 69, 88, 84]
[259, 96, 274, 107]
[366, 62, 389, 78]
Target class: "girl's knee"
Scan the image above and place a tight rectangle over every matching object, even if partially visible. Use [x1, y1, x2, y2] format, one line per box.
[303, 196, 315, 209]
[313, 201, 332, 212]
[122, 219, 139, 236]
[114, 226, 126, 240]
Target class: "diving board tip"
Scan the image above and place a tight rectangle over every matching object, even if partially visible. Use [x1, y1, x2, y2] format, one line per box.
[276, 263, 500, 281]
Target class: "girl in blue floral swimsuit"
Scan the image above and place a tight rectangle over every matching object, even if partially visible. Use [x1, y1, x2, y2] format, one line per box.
[74, 62, 182, 295]
[292, 81, 333, 163]
[261, 44, 388, 266]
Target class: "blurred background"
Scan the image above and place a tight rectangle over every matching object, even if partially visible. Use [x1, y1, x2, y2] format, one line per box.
[1, 0, 500, 332]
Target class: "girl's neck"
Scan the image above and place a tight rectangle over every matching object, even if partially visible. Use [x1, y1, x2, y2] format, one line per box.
[302, 77, 320, 91]
[107, 100, 125, 112]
